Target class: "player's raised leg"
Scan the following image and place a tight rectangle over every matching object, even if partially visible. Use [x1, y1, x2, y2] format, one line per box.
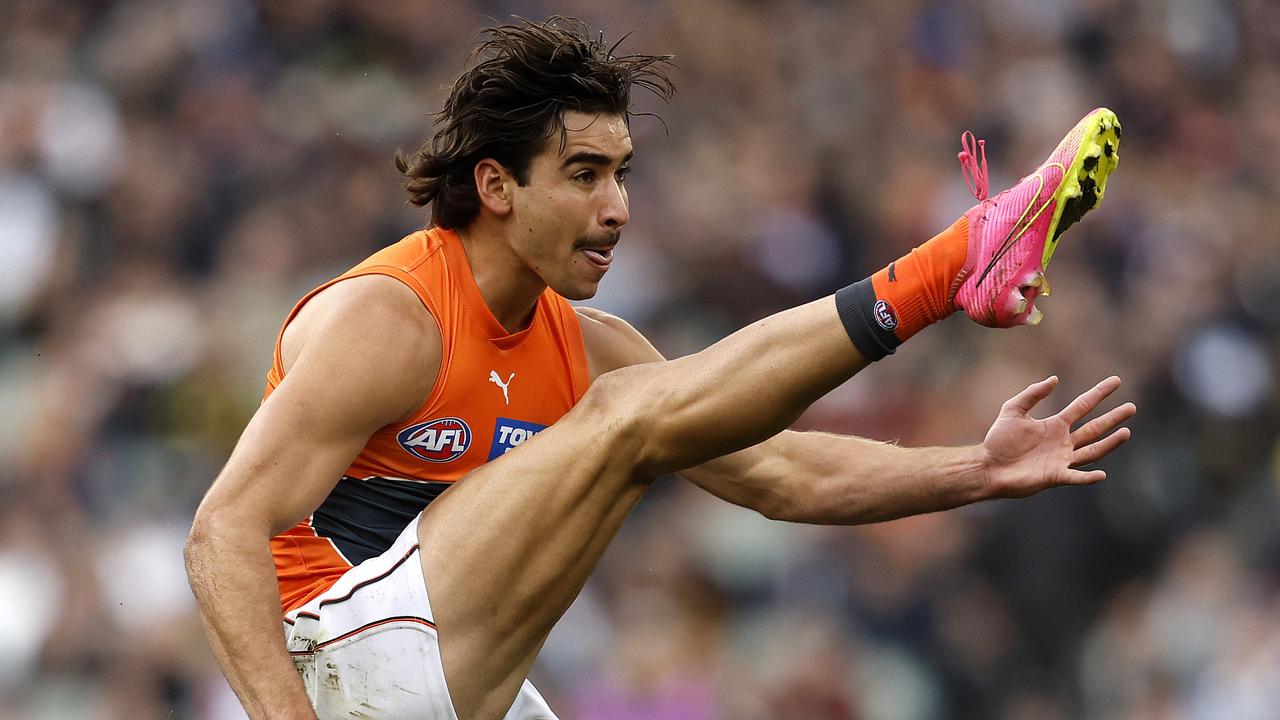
[424, 297, 1129, 719]
[420, 295, 866, 719]
[420, 109, 1125, 719]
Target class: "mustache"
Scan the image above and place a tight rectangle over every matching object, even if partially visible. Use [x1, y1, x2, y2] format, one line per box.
[573, 231, 621, 250]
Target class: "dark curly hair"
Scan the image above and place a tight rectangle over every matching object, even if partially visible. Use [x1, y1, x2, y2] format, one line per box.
[394, 17, 675, 229]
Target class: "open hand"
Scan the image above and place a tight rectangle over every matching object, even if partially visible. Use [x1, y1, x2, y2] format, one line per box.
[982, 376, 1136, 498]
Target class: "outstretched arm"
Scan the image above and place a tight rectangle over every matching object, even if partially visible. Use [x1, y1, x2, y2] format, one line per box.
[685, 376, 1133, 523]
[576, 308, 1134, 524]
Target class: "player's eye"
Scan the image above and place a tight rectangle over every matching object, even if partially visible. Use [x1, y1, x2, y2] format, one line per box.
[573, 169, 596, 183]
[615, 165, 631, 182]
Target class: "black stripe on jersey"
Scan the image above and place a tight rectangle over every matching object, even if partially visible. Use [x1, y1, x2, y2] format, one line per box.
[310, 476, 450, 565]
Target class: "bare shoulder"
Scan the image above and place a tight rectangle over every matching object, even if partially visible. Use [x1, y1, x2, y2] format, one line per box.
[574, 306, 665, 379]
[574, 306, 633, 334]
[284, 274, 438, 370]
[280, 274, 442, 423]
[200, 274, 442, 533]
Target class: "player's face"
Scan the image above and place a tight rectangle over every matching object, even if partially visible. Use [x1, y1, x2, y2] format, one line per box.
[509, 111, 632, 300]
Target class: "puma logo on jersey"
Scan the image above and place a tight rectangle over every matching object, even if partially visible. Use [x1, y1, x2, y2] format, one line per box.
[397, 418, 472, 462]
[489, 370, 515, 405]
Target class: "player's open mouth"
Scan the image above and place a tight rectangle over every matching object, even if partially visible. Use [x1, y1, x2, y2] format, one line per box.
[581, 248, 614, 268]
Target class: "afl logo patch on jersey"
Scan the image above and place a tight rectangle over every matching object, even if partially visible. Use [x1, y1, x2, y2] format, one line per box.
[873, 299, 898, 331]
[397, 417, 472, 462]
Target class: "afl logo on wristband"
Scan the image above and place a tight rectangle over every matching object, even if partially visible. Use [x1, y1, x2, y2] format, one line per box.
[397, 417, 472, 462]
[873, 299, 899, 331]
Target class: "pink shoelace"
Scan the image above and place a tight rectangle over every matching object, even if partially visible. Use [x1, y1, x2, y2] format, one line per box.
[957, 130, 989, 201]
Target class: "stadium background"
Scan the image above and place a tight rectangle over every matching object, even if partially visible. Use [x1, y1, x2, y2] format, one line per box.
[2, 0, 1279, 717]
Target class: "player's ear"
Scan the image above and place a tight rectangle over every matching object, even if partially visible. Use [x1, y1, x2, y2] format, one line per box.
[474, 159, 513, 217]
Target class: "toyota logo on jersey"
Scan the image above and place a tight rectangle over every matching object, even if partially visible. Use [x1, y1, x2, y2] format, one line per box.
[488, 417, 548, 460]
[397, 417, 472, 462]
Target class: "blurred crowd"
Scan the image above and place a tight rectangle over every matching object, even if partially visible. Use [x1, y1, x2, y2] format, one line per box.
[2, 0, 1279, 718]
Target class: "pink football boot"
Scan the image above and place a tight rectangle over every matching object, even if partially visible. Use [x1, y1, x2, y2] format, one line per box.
[951, 108, 1122, 327]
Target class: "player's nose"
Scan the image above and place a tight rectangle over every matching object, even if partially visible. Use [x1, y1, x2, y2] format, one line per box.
[599, 179, 629, 229]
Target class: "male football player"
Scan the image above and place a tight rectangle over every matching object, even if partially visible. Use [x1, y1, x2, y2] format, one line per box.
[185, 18, 1131, 720]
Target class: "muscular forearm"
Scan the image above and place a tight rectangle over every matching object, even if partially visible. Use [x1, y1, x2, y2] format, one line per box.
[689, 374, 1134, 522]
[768, 432, 991, 523]
[185, 517, 317, 719]
[686, 430, 993, 524]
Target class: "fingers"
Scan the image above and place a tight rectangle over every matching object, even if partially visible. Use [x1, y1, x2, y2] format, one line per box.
[1056, 375, 1123, 425]
[1071, 426, 1132, 467]
[1071, 402, 1137, 447]
[1002, 375, 1059, 416]
[1059, 468, 1107, 485]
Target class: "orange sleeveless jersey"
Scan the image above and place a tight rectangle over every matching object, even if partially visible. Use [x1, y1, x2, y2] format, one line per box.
[264, 228, 591, 612]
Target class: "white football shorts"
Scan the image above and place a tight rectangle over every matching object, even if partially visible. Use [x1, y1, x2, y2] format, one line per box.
[283, 515, 557, 719]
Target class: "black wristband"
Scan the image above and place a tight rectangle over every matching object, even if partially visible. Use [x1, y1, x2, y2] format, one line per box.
[834, 278, 902, 362]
